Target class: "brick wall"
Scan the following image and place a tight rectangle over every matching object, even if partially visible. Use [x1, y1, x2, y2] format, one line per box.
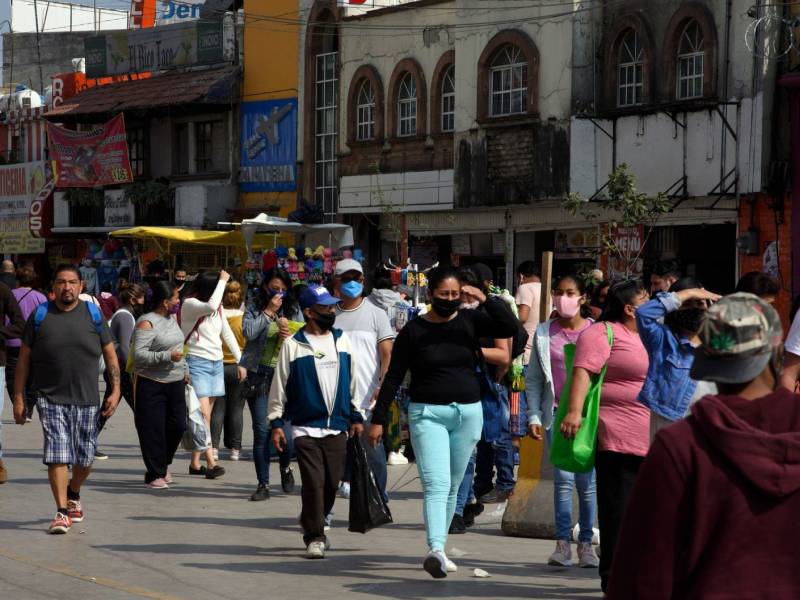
[738, 193, 793, 330]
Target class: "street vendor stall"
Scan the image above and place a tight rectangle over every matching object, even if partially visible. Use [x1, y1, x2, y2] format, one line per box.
[232, 213, 354, 254]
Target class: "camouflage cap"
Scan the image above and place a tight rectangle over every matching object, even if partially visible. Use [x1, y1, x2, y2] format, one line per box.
[690, 292, 783, 384]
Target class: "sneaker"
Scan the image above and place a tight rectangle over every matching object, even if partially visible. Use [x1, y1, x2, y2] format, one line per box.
[146, 478, 169, 490]
[66, 499, 84, 523]
[250, 484, 270, 501]
[212, 448, 219, 461]
[164, 472, 174, 484]
[49, 512, 72, 534]
[548, 540, 573, 567]
[0, 458, 6, 484]
[94, 450, 109, 460]
[577, 542, 599, 568]
[463, 502, 484, 527]
[423, 549, 448, 579]
[324, 512, 332, 532]
[230, 449, 241, 461]
[281, 467, 295, 494]
[444, 555, 458, 573]
[205, 465, 226, 479]
[338, 481, 350, 499]
[306, 541, 326, 559]
[479, 488, 513, 503]
[448, 513, 466, 535]
[387, 451, 409, 465]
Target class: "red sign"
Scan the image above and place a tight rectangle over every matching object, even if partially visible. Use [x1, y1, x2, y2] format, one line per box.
[129, 0, 156, 28]
[46, 114, 134, 187]
[608, 225, 645, 280]
[29, 171, 55, 238]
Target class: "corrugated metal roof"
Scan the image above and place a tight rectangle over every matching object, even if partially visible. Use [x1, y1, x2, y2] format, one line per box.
[45, 65, 240, 119]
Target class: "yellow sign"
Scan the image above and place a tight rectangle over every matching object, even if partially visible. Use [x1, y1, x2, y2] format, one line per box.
[0, 231, 45, 254]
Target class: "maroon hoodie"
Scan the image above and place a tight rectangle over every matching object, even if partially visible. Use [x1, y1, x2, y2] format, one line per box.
[608, 387, 800, 599]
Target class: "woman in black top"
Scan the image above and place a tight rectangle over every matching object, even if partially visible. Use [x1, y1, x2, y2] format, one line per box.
[368, 267, 517, 579]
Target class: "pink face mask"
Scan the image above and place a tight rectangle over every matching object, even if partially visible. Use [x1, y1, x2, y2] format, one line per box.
[554, 295, 582, 318]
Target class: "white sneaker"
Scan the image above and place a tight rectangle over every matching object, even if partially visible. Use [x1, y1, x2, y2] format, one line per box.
[387, 451, 409, 465]
[324, 512, 333, 532]
[306, 541, 326, 559]
[577, 542, 599, 568]
[338, 481, 350, 499]
[548, 540, 572, 567]
[444, 555, 457, 573]
[212, 448, 219, 461]
[230, 449, 240, 461]
[423, 549, 448, 579]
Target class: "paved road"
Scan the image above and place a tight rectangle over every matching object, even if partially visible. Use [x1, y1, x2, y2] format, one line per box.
[0, 394, 602, 600]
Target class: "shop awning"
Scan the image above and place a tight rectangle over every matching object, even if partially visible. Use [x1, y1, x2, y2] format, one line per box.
[233, 214, 354, 252]
[109, 226, 278, 250]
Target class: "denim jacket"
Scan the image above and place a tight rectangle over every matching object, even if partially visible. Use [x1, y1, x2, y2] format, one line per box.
[525, 319, 557, 431]
[636, 292, 697, 420]
[239, 302, 304, 373]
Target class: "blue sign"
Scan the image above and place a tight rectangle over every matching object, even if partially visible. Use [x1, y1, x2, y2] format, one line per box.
[239, 99, 298, 192]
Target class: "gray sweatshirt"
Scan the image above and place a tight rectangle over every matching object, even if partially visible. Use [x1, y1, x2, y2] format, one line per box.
[132, 312, 186, 383]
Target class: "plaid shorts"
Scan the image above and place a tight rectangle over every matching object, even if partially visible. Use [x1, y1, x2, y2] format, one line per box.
[37, 394, 99, 467]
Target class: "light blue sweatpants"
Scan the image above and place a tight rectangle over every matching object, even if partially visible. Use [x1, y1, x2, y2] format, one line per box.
[409, 401, 483, 552]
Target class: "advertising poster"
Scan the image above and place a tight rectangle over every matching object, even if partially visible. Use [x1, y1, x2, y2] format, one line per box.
[46, 114, 134, 187]
[0, 161, 52, 254]
[608, 225, 644, 280]
[239, 99, 298, 192]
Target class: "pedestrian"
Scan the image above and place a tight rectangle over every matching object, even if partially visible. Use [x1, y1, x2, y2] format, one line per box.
[588, 280, 610, 320]
[608, 293, 797, 599]
[735, 271, 781, 304]
[210, 280, 248, 461]
[332, 258, 395, 502]
[174, 267, 189, 301]
[12, 264, 120, 532]
[130, 281, 188, 488]
[368, 266, 517, 578]
[181, 270, 243, 479]
[268, 285, 363, 559]
[5, 266, 47, 423]
[560, 279, 650, 594]
[97, 282, 118, 320]
[514, 261, 542, 366]
[636, 278, 720, 439]
[0, 279, 25, 483]
[526, 275, 598, 568]
[649, 260, 680, 296]
[240, 268, 302, 501]
[0, 259, 17, 289]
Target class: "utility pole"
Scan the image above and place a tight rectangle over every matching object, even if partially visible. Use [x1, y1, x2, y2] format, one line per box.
[32, 0, 43, 92]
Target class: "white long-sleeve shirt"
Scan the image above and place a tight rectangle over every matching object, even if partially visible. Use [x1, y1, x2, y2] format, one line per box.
[180, 279, 242, 363]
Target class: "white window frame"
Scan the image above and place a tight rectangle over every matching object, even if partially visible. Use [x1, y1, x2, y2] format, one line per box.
[489, 45, 527, 117]
[677, 20, 704, 100]
[397, 72, 417, 137]
[356, 79, 375, 141]
[617, 30, 644, 107]
[441, 65, 455, 133]
[315, 51, 338, 221]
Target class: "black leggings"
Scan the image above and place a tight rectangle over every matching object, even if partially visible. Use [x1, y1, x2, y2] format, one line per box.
[133, 376, 186, 483]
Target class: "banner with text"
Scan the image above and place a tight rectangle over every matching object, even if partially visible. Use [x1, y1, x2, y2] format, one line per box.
[239, 99, 298, 192]
[46, 114, 134, 188]
[0, 161, 52, 254]
[85, 21, 226, 78]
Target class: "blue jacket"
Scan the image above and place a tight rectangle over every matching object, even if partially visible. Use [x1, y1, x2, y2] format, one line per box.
[636, 292, 697, 420]
[266, 327, 363, 431]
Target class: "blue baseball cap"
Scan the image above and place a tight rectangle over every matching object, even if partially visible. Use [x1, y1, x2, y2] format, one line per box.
[299, 285, 340, 310]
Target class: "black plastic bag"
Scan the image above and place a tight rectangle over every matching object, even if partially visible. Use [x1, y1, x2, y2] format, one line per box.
[347, 436, 393, 533]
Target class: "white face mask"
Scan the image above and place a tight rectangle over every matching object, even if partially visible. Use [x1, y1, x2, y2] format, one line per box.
[460, 301, 480, 310]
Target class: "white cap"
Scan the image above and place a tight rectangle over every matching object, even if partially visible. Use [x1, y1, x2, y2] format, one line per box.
[334, 258, 363, 276]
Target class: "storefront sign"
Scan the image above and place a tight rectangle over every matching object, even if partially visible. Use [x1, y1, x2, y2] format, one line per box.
[104, 191, 135, 227]
[0, 161, 51, 254]
[46, 114, 134, 188]
[451, 234, 470, 255]
[555, 227, 600, 259]
[84, 21, 225, 78]
[239, 99, 298, 192]
[158, 0, 203, 25]
[128, 0, 156, 28]
[608, 225, 644, 280]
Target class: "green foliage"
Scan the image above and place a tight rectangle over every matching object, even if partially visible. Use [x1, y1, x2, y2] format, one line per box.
[64, 188, 104, 206]
[123, 181, 175, 206]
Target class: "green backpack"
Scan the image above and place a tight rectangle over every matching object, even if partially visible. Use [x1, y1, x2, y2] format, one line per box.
[550, 322, 613, 473]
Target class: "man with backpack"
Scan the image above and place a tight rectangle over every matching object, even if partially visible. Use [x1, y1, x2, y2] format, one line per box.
[12, 264, 121, 534]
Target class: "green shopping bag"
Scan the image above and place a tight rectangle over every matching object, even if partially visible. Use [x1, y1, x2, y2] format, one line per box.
[550, 322, 613, 473]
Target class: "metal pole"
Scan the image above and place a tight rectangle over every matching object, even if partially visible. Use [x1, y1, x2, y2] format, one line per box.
[31, 0, 43, 91]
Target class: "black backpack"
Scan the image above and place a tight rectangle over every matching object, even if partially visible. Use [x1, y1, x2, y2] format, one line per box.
[509, 310, 530, 360]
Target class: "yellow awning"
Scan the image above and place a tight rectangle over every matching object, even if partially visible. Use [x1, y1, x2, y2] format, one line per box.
[109, 227, 290, 249]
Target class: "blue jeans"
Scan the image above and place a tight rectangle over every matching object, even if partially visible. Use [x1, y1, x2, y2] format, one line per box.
[343, 419, 388, 503]
[409, 401, 483, 552]
[246, 366, 292, 486]
[454, 450, 476, 516]
[474, 382, 515, 494]
[546, 427, 597, 542]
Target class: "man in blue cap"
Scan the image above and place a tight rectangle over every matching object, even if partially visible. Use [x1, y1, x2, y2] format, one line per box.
[268, 285, 363, 559]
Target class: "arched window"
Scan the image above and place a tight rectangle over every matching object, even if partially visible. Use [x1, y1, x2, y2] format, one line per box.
[490, 45, 528, 117]
[356, 79, 375, 141]
[618, 30, 643, 107]
[397, 72, 417, 137]
[440, 65, 455, 133]
[677, 20, 704, 99]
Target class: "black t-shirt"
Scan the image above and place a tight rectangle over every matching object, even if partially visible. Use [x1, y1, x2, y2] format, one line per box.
[372, 297, 518, 425]
[22, 300, 112, 406]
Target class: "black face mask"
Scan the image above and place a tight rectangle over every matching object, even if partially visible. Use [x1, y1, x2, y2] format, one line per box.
[675, 307, 705, 334]
[431, 297, 461, 318]
[132, 303, 144, 318]
[174, 279, 186, 287]
[312, 311, 336, 331]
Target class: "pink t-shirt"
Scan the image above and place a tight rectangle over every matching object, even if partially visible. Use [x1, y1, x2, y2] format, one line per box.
[549, 319, 593, 407]
[515, 282, 541, 364]
[573, 321, 650, 457]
